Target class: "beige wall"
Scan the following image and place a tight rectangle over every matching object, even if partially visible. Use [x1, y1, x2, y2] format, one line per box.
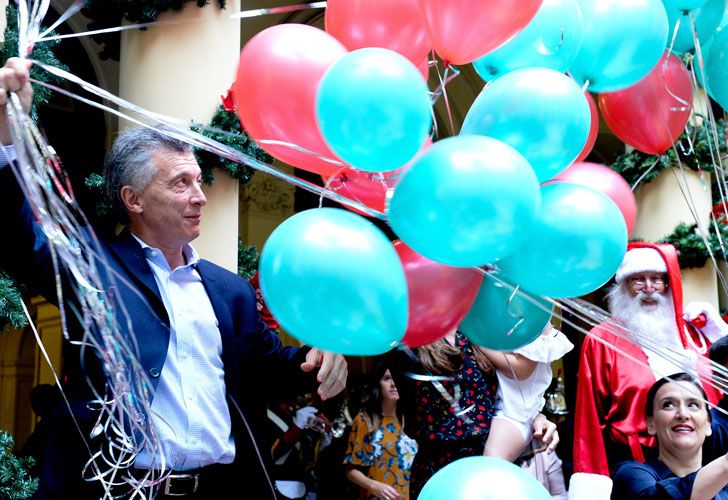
[632, 168, 718, 306]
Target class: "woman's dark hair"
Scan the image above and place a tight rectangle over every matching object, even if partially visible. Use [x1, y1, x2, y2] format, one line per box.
[646, 372, 711, 422]
[360, 357, 404, 432]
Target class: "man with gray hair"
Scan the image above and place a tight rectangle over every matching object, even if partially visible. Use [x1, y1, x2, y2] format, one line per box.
[0, 58, 347, 499]
[570, 242, 726, 499]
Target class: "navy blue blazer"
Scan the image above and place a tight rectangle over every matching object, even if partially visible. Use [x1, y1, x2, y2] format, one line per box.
[0, 166, 311, 498]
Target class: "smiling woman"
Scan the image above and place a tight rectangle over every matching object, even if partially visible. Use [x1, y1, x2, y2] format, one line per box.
[612, 373, 728, 499]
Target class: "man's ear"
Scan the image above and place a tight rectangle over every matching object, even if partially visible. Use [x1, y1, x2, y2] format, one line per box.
[647, 417, 656, 435]
[120, 185, 142, 214]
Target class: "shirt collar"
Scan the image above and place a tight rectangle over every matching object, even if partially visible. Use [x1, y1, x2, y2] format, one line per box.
[130, 232, 200, 269]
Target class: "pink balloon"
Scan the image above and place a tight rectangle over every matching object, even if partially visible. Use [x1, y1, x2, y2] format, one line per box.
[394, 241, 483, 348]
[575, 92, 599, 162]
[417, 0, 543, 65]
[554, 162, 638, 236]
[325, 0, 431, 68]
[598, 51, 693, 155]
[233, 25, 347, 177]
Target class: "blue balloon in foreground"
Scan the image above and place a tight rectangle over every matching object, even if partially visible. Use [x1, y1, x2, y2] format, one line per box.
[706, 27, 728, 111]
[666, 0, 724, 53]
[498, 183, 628, 298]
[316, 47, 432, 172]
[473, 0, 584, 81]
[663, 0, 709, 12]
[419, 457, 551, 500]
[259, 208, 408, 355]
[387, 135, 541, 267]
[570, 0, 669, 92]
[461, 68, 590, 182]
[460, 278, 553, 351]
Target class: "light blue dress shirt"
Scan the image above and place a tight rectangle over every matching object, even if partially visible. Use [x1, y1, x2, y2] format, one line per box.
[132, 235, 235, 470]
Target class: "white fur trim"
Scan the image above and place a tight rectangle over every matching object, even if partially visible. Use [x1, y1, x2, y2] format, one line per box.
[568, 473, 612, 500]
[615, 247, 667, 283]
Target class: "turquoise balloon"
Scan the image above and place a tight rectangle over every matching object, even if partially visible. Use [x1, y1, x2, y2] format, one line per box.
[663, 0, 708, 11]
[706, 25, 728, 110]
[259, 208, 408, 355]
[472, 0, 584, 81]
[570, 0, 669, 92]
[387, 136, 541, 267]
[666, 0, 724, 53]
[419, 457, 551, 500]
[460, 278, 553, 351]
[316, 47, 432, 172]
[498, 183, 628, 298]
[461, 68, 590, 182]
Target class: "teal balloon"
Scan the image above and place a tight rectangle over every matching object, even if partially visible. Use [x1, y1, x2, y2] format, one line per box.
[706, 25, 728, 110]
[387, 136, 541, 267]
[498, 183, 628, 298]
[460, 278, 553, 351]
[570, 0, 669, 92]
[461, 68, 590, 182]
[316, 47, 432, 172]
[419, 457, 551, 500]
[472, 0, 584, 81]
[259, 208, 408, 355]
[666, 0, 724, 53]
[663, 0, 708, 11]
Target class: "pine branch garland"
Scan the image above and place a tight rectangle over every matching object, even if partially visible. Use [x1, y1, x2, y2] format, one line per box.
[192, 104, 271, 185]
[0, 431, 37, 500]
[0, 274, 27, 332]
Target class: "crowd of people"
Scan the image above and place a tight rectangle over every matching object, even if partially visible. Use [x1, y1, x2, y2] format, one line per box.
[5, 53, 728, 500]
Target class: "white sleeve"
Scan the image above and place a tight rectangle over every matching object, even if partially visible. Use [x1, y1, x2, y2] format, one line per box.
[568, 472, 612, 500]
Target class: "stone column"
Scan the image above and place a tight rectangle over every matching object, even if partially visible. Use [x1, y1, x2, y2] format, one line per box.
[118, 0, 241, 271]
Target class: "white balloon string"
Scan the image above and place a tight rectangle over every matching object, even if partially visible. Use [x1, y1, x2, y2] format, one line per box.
[229, 1, 327, 18]
[34, 1, 328, 44]
[37, 0, 83, 39]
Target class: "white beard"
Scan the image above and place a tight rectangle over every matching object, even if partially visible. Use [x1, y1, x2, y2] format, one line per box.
[607, 284, 696, 377]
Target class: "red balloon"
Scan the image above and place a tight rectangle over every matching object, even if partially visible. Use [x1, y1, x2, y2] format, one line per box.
[598, 51, 693, 155]
[417, 0, 543, 65]
[553, 162, 638, 236]
[325, 0, 431, 68]
[394, 241, 484, 348]
[323, 137, 432, 216]
[575, 92, 599, 162]
[233, 25, 347, 177]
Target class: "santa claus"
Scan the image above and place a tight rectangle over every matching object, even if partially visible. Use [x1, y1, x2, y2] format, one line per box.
[570, 242, 727, 498]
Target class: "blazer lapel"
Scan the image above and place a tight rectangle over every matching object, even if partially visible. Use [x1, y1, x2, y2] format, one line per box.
[106, 229, 164, 306]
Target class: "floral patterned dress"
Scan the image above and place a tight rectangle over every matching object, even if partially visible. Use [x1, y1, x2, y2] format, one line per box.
[397, 331, 499, 497]
[343, 413, 418, 500]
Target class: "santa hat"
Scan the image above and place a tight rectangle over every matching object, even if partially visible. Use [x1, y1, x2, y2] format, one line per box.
[614, 247, 668, 284]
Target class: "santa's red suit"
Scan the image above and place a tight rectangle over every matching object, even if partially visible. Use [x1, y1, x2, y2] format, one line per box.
[573, 242, 721, 486]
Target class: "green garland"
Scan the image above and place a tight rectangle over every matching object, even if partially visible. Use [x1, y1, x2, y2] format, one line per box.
[238, 240, 259, 280]
[191, 103, 272, 185]
[0, 431, 37, 500]
[82, 0, 227, 60]
[609, 118, 726, 188]
[657, 221, 728, 269]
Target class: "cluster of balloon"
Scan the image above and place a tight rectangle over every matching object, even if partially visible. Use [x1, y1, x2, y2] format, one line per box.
[419, 457, 552, 500]
[235, 0, 718, 355]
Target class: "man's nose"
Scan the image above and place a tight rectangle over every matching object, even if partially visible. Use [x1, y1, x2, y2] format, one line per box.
[191, 182, 207, 206]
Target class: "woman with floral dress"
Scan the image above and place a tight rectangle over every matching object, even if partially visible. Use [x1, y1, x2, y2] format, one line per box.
[393, 328, 559, 498]
[344, 361, 418, 500]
